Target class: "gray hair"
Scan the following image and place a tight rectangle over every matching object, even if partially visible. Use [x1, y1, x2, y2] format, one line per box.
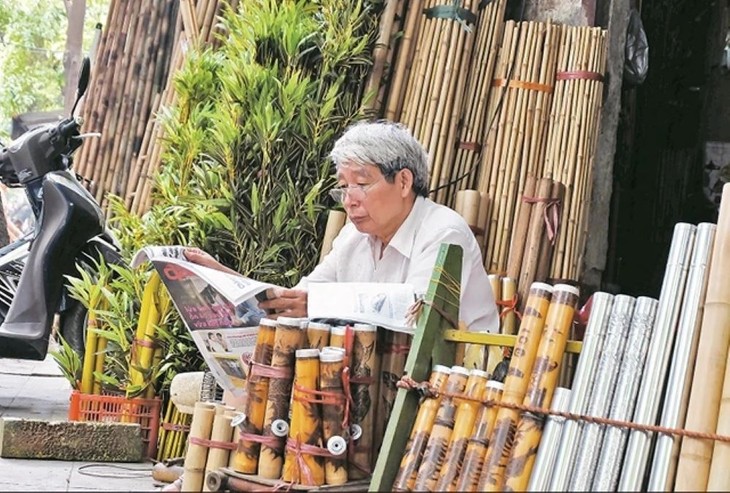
[329, 121, 430, 197]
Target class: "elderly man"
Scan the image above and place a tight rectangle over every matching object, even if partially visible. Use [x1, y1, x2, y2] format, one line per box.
[186, 121, 499, 332]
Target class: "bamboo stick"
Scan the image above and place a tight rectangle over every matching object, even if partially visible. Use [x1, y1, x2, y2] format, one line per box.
[319, 347, 348, 486]
[202, 411, 234, 492]
[182, 401, 216, 492]
[348, 323, 379, 479]
[413, 366, 470, 491]
[393, 365, 451, 491]
[506, 173, 536, 280]
[435, 369, 490, 491]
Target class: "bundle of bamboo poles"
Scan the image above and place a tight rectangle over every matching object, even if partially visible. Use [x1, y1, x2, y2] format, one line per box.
[157, 402, 193, 461]
[361, 0, 409, 116]
[544, 26, 608, 280]
[446, 0, 507, 205]
[385, 0, 481, 204]
[477, 20, 560, 276]
[73, 0, 236, 214]
[225, 320, 408, 486]
[505, 175, 566, 305]
[182, 401, 237, 492]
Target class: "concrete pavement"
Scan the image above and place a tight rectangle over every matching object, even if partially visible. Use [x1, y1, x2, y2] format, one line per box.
[0, 346, 159, 491]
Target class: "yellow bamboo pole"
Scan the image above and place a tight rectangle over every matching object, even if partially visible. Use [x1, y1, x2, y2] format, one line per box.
[435, 369, 491, 491]
[456, 381, 505, 491]
[478, 282, 554, 491]
[503, 284, 579, 491]
[413, 366, 470, 491]
[283, 349, 325, 486]
[230, 318, 277, 474]
[393, 365, 451, 491]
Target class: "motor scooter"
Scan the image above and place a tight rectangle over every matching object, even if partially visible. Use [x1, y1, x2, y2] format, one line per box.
[0, 57, 122, 361]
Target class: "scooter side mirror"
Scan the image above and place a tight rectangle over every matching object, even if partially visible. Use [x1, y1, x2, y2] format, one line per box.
[71, 57, 91, 117]
[77, 57, 91, 99]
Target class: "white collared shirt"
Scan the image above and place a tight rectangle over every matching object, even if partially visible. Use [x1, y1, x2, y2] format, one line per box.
[298, 196, 499, 332]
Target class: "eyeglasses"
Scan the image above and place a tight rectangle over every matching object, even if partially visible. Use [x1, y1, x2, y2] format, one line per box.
[328, 180, 381, 203]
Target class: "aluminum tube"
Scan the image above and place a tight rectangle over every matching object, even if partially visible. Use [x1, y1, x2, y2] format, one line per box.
[647, 222, 715, 491]
[618, 223, 697, 491]
[568, 295, 636, 491]
[592, 296, 659, 491]
[526, 387, 572, 491]
[548, 292, 614, 491]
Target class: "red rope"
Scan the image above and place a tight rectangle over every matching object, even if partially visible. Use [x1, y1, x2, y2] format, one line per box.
[189, 436, 237, 450]
[496, 295, 522, 321]
[241, 355, 294, 379]
[285, 435, 334, 486]
[237, 432, 282, 450]
[522, 195, 562, 243]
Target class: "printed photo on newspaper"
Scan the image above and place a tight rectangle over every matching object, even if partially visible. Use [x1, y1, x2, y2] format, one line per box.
[132, 245, 281, 396]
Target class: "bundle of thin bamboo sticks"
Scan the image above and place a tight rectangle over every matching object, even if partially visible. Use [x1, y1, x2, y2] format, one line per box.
[477, 20, 560, 276]
[544, 26, 608, 280]
[73, 0, 235, 214]
[361, 0, 409, 117]
[384, 0, 481, 202]
[447, 0, 508, 206]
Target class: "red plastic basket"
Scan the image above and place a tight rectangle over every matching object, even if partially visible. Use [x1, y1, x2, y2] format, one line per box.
[68, 390, 161, 458]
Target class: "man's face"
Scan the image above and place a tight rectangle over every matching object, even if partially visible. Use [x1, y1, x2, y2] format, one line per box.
[335, 163, 413, 242]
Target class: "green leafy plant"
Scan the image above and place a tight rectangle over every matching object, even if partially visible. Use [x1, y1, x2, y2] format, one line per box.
[49, 334, 82, 390]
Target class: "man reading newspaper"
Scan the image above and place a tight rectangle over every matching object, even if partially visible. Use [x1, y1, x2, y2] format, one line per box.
[185, 121, 499, 333]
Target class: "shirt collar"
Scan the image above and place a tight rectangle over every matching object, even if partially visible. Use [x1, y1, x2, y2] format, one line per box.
[370, 195, 426, 259]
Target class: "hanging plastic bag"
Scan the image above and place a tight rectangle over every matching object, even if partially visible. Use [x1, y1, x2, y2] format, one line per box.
[624, 8, 649, 85]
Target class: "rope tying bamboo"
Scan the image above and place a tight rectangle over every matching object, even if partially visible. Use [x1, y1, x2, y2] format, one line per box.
[188, 435, 238, 450]
[242, 356, 294, 379]
[522, 195, 561, 242]
[397, 376, 730, 444]
[555, 70, 604, 81]
[491, 78, 554, 93]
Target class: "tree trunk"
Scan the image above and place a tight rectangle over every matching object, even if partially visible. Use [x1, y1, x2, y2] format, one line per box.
[64, 0, 86, 114]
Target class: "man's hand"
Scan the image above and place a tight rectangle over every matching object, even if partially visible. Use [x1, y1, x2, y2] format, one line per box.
[259, 288, 308, 319]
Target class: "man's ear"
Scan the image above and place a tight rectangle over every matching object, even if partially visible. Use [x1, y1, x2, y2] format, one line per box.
[399, 169, 414, 197]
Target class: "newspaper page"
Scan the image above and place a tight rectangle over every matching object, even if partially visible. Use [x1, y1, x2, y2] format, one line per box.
[132, 245, 279, 396]
[308, 282, 418, 333]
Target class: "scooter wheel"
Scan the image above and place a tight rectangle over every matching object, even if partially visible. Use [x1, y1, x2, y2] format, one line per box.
[59, 301, 88, 359]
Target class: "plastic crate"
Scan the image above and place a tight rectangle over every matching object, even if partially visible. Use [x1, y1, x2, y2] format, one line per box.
[68, 390, 162, 458]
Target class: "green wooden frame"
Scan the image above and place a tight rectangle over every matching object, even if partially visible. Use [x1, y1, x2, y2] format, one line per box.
[369, 243, 462, 491]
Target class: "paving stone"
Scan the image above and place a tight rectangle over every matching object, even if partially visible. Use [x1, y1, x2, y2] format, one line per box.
[0, 418, 144, 462]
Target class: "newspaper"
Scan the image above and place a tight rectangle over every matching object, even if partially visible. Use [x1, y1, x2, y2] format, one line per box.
[132, 246, 279, 396]
[132, 246, 420, 395]
[308, 282, 418, 334]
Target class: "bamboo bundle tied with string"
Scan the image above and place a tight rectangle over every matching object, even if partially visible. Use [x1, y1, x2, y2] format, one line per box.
[477, 21, 560, 276]
[544, 25, 608, 281]
[448, 0, 508, 205]
[387, 0, 481, 206]
[73, 0, 236, 213]
[362, 0, 409, 116]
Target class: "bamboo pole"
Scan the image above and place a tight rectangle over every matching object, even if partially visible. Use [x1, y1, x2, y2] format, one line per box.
[283, 349, 325, 486]
[363, 0, 401, 114]
[258, 317, 306, 479]
[478, 282, 553, 491]
[348, 323, 380, 479]
[455, 381, 504, 491]
[675, 186, 730, 490]
[374, 330, 411, 458]
[182, 401, 216, 492]
[319, 347, 348, 486]
[202, 411, 234, 492]
[393, 365, 451, 491]
[413, 366, 470, 491]
[506, 174, 536, 280]
[230, 318, 277, 474]
[503, 284, 579, 491]
[435, 369, 490, 491]
[517, 177, 553, 305]
[305, 321, 331, 351]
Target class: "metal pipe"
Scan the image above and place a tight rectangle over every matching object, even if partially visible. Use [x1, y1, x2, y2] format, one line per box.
[548, 292, 614, 491]
[648, 222, 715, 491]
[526, 387, 571, 491]
[592, 296, 659, 491]
[569, 295, 636, 491]
[618, 223, 696, 491]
